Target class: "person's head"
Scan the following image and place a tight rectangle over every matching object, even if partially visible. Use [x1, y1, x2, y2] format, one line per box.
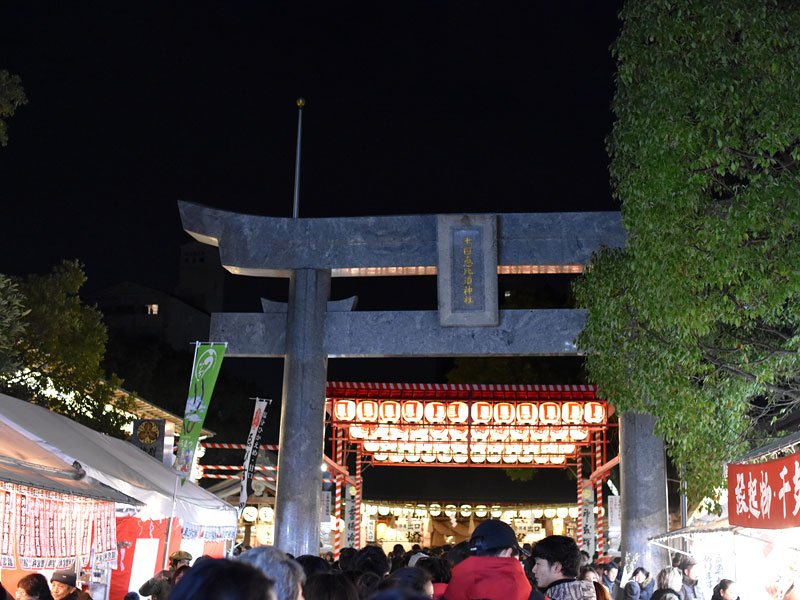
[469, 519, 526, 558]
[530, 535, 581, 588]
[173, 565, 192, 587]
[631, 568, 649, 584]
[380, 567, 433, 599]
[49, 571, 78, 600]
[338, 547, 357, 571]
[295, 555, 331, 579]
[601, 563, 618, 581]
[303, 571, 359, 600]
[354, 545, 390, 578]
[170, 558, 276, 600]
[392, 544, 406, 557]
[355, 571, 382, 599]
[124, 593, 139, 600]
[169, 550, 193, 570]
[237, 546, 306, 600]
[656, 567, 684, 593]
[578, 566, 600, 582]
[679, 557, 698, 582]
[415, 557, 451, 584]
[579, 550, 591, 568]
[446, 541, 471, 567]
[17, 574, 53, 600]
[712, 580, 738, 600]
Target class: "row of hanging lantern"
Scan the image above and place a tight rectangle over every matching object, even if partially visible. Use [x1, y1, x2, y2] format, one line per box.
[362, 503, 582, 520]
[361, 441, 575, 465]
[331, 399, 606, 426]
[350, 424, 590, 442]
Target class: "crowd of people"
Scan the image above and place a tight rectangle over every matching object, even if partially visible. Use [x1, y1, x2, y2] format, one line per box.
[0, 523, 739, 600]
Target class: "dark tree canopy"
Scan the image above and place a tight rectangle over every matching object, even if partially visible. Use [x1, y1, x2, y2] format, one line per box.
[575, 0, 800, 504]
[0, 261, 133, 436]
[0, 70, 27, 146]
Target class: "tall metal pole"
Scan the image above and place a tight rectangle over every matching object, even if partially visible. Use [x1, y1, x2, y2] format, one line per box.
[293, 98, 305, 219]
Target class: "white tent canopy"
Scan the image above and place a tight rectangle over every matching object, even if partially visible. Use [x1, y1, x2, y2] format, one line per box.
[0, 420, 141, 505]
[0, 393, 237, 530]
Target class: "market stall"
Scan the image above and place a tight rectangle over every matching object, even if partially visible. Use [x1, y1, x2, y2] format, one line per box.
[649, 439, 800, 600]
[0, 416, 140, 593]
[0, 393, 237, 600]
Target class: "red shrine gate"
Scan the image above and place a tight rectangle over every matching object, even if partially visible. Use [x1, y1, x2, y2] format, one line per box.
[324, 382, 615, 558]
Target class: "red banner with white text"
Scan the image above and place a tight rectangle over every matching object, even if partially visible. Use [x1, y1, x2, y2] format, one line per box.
[728, 451, 800, 529]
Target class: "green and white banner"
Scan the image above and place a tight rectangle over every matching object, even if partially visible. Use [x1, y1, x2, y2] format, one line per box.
[174, 342, 226, 480]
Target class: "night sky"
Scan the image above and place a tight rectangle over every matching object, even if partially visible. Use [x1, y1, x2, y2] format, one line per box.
[1, 3, 623, 502]
[1, 2, 621, 292]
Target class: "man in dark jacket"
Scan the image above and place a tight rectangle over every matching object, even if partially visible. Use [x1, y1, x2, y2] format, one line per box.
[679, 556, 703, 600]
[139, 550, 192, 600]
[530, 535, 598, 600]
[445, 519, 531, 600]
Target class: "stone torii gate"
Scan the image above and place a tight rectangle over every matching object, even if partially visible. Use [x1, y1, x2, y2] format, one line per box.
[179, 201, 667, 567]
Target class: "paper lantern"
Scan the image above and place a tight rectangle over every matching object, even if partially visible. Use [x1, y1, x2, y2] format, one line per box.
[530, 428, 549, 441]
[494, 402, 515, 424]
[424, 401, 447, 423]
[550, 427, 569, 441]
[543, 508, 556, 518]
[510, 426, 529, 441]
[569, 427, 589, 441]
[568, 507, 580, 518]
[450, 426, 468, 441]
[550, 455, 566, 464]
[349, 425, 366, 439]
[532, 508, 544, 519]
[584, 402, 605, 424]
[539, 402, 560, 424]
[409, 426, 429, 442]
[334, 399, 356, 421]
[447, 401, 469, 423]
[428, 503, 441, 516]
[357, 400, 379, 422]
[380, 401, 401, 423]
[562, 401, 583, 424]
[471, 426, 489, 441]
[402, 400, 424, 422]
[430, 425, 449, 441]
[489, 427, 510, 441]
[471, 401, 493, 424]
[516, 402, 538, 424]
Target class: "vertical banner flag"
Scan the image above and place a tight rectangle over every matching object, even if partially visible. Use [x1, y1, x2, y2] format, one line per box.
[175, 342, 226, 480]
[239, 398, 271, 513]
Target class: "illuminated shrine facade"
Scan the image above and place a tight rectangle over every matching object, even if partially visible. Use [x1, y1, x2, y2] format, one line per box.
[326, 382, 609, 467]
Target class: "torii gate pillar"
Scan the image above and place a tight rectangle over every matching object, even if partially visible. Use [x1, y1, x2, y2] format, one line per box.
[274, 268, 331, 555]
